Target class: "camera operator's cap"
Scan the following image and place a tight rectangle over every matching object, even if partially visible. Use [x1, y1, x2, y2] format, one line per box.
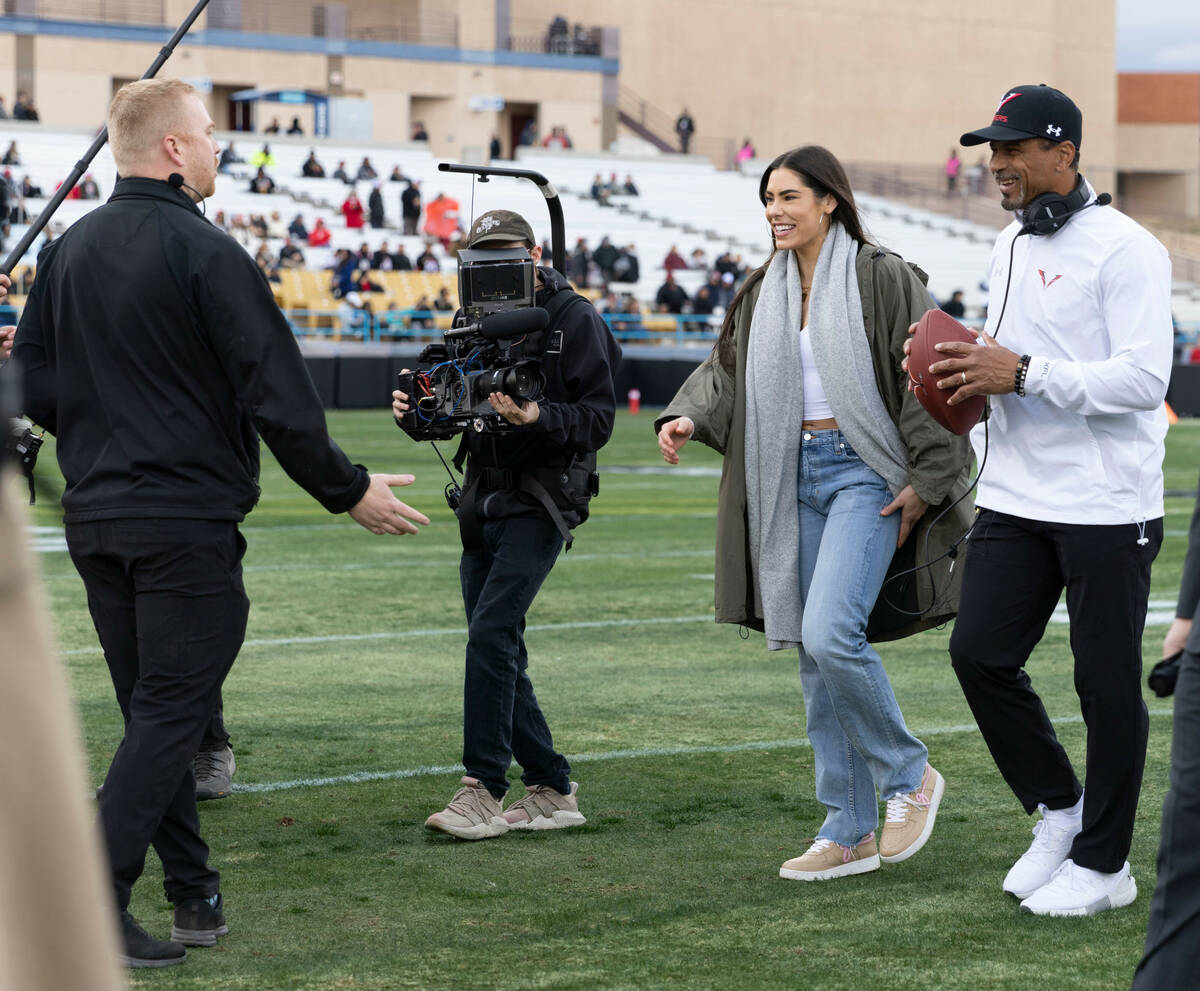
[466, 209, 536, 248]
[961, 84, 1082, 148]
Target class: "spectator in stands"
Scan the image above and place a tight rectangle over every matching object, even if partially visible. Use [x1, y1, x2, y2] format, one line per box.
[541, 126, 573, 150]
[368, 184, 386, 229]
[12, 90, 38, 122]
[546, 15, 569, 53]
[286, 116, 303, 136]
[0, 95, 8, 119]
[278, 237, 305, 269]
[518, 120, 537, 147]
[357, 157, 378, 181]
[2, 141, 19, 166]
[656, 272, 689, 314]
[590, 173, 611, 206]
[690, 247, 708, 270]
[422, 192, 460, 250]
[352, 260, 383, 293]
[569, 238, 591, 286]
[411, 293, 435, 329]
[433, 287, 455, 312]
[79, 173, 101, 200]
[944, 148, 961, 196]
[265, 211, 286, 239]
[355, 242, 372, 265]
[737, 138, 756, 164]
[341, 190, 365, 229]
[623, 174, 639, 196]
[391, 243, 414, 271]
[611, 243, 640, 284]
[301, 151, 326, 178]
[218, 141, 241, 174]
[411, 121, 429, 142]
[415, 244, 440, 272]
[489, 133, 502, 161]
[388, 165, 407, 182]
[401, 180, 422, 235]
[610, 293, 643, 335]
[939, 290, 966, 318]
[249, 167, 275, 195]
[228, 214, 250, 246]
[663, 245, 687, 274]
[263, 116, 280, 134]
[339, 291, 373, 338]
[248, 214, 268, 239]
[333, 160, 352, 183]
[675, 108, 696, 154]
[717, 270, 736, 309]
[20, 175, 43, 198]
[287, 213, 308, 240]
[714, 249, 742, 278]
[308, 217, 332, 247]
[691, 284, 715, 318]
[212, 210, 230, 235]
[370, 242, 393, 270]
[967, 155, 988, 196]
[330, 249, 357, 297]
[593, 236, 619, 282]
[254, 241, 279, 282]
[250, 144, 276, 168]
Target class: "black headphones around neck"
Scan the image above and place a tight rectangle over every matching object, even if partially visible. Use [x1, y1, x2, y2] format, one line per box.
[1019, 175, 1111, 236]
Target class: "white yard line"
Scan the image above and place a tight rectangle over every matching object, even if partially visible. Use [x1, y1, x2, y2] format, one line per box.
[231, 708, 1174, 795]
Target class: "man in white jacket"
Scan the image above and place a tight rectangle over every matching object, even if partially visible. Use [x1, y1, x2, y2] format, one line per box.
[925, 84, 1172, 917]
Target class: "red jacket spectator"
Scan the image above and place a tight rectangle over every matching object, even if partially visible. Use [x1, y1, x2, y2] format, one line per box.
[422, 193, 460, 248]
[662, 246, 687, 273]
[341, 194, 365, 229]
[308, 218, 332, 247]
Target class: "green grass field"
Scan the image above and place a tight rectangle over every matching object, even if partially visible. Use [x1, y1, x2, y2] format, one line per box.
[25, 410, 1200, 990]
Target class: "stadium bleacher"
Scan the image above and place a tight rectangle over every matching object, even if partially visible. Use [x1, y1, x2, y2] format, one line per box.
[4, 125, 1198, 346]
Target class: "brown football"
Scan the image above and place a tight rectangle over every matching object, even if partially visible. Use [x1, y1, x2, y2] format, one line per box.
[908, 308, 987, 435]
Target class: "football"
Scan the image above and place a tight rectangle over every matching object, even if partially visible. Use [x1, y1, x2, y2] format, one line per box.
[907, 308, 987, 435]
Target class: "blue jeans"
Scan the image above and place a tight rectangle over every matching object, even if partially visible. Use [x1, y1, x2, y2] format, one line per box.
[460, 516, 571, 800]
[796, 429, 928, 847]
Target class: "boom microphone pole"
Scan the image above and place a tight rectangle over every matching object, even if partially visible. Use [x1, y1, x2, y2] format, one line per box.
[1, 0, 213, 275]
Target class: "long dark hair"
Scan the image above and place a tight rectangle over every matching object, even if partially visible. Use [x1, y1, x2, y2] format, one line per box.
[714, 145, 870, 371]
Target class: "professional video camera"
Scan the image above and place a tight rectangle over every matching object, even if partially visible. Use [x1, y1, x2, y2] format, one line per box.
[395, 245, 551, 442]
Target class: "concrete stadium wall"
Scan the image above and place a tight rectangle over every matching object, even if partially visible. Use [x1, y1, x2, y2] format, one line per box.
[510, 0, 1118, 195]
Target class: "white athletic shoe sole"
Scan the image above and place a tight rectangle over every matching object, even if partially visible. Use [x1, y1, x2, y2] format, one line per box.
[424, 814, 509, 841]
[1020, 875, 1138, 917]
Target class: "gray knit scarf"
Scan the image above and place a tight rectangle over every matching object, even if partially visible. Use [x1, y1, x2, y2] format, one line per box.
[744, 221, 908, 650]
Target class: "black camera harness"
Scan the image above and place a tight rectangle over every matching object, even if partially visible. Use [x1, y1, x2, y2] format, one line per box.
[437, 288, 596, 552]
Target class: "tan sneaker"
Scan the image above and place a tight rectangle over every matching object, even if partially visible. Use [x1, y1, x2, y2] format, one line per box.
[503, 781, 587, 830]
[779, 834, 881, 881]
[880, 764, 945, 863]
[424, 776, 509, 840]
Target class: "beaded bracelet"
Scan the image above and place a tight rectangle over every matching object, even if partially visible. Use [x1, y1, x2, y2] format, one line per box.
[1013, 354, 1031, 397]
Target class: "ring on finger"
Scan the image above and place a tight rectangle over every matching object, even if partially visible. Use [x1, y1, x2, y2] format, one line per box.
[960, 371, 967, 385]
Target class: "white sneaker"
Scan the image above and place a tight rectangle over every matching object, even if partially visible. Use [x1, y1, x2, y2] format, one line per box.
[1019, 859, 1137, 917]
[1002, 801, 1082, 898]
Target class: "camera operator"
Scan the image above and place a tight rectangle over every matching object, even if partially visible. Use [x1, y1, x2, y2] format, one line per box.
[9, 79, 429, 967]
[392, 209, 621, 840]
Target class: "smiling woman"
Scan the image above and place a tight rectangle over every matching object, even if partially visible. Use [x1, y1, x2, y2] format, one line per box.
[656, 144, 974, 883]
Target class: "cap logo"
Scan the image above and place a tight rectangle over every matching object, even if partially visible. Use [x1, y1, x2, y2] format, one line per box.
[475, 216, 500, 234]
[995, 92, 1021, 113]
[1046, 124, 1062, 137]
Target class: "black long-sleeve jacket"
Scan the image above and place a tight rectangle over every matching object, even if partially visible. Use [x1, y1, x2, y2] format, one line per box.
[12, 177, 368, 522]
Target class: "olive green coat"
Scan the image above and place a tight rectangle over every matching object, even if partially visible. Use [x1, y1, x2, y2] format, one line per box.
[658, 244, 975, 642]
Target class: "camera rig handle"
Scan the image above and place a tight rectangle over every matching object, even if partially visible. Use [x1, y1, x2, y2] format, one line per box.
[1, 0, 213, 275]
[437, 162, 566, 274]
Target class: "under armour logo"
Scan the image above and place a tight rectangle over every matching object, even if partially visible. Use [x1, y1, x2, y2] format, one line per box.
[1046, 124, 1062, 137]
[475, 216, 500, 234]
[1038, 269, 1063, 288]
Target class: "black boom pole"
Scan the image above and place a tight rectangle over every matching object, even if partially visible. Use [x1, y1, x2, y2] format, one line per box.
[1, 0, 213, 275]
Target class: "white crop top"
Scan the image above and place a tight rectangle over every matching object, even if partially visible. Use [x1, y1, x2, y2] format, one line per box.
[798, 327, 834, 420]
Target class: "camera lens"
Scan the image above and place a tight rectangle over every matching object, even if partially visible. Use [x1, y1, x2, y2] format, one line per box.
[503, 364, 537, 400]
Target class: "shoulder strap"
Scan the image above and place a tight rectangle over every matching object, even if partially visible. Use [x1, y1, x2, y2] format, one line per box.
[542, 287, 588, 329]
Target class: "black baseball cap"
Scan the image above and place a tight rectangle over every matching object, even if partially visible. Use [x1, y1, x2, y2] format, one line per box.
[961, 84, 1082, 148]
[465, 209, 536, 249]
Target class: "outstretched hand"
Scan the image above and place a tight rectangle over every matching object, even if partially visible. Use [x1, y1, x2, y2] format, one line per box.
[348, 473, 430, 535]
[657, 417, 695, 465]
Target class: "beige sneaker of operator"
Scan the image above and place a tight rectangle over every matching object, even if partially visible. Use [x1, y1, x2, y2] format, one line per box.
[779, 834, 881, 882]
[503, 782, 587, 830]
[880, 764, 945, 863]
[424, 776, 509, 840]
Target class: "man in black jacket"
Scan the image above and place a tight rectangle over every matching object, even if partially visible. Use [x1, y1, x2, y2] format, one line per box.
[392, 209, 621, 840]
[9, 79, 429, 968]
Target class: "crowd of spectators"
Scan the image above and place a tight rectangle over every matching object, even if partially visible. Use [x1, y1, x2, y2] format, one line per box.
[0, 91, 40, 121]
